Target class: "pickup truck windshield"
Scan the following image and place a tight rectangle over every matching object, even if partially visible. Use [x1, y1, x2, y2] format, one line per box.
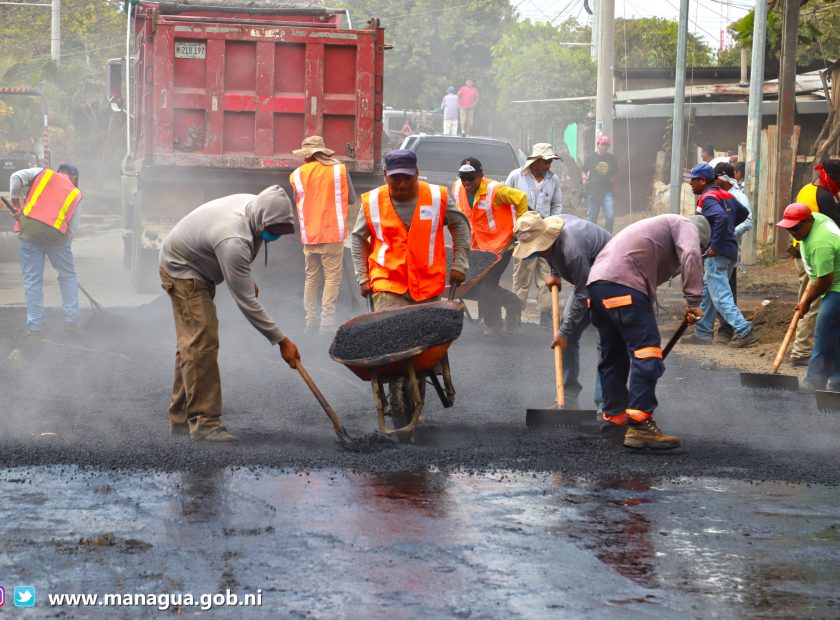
[414, 141, 517, 174]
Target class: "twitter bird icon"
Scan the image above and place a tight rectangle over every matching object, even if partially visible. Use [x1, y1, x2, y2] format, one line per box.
[14, 586, 35, 607]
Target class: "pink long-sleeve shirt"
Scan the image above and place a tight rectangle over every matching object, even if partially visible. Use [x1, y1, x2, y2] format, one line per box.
[587, 214, 704, 307]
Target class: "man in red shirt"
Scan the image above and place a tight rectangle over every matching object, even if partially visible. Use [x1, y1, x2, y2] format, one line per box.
[457, 79, 480, 136]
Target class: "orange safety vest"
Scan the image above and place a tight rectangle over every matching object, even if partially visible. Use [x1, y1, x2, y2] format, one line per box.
[290, 161, 349, 244]
[14, 169, 81, 235]
[452, 178, 516, 253]
[362, 182, 447, 301]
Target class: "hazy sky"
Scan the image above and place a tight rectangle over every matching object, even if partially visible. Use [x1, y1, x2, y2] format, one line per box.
[520, 0, 752, 49]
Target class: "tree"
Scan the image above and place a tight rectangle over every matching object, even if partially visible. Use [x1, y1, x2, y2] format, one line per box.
[491, 18, 595, 137]
[614, 17, 714, 69]
[729, 0, 840, 65]
[336, 0, 515, 124]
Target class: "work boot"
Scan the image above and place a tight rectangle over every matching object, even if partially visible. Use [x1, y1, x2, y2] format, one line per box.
[599, 412, 627, 444]
[623, 418, 681, 450]
[503, 310, 521, 332]
[789, 357, 809, 367]
[715, 328, 733, 344]
[319, 324, 335, 336]
[192, 426, 238, 443]
[63, 323, 79, 334]
[304, 323, 318, 335]
[482, 324, 503, 337]
[827, 381, 840, 393]
[682, 334, 712, 345]
[728, 330, 759, 348]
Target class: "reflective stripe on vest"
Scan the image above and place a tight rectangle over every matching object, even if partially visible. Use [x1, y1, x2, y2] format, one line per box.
[290, 161, 348, 244]
[362, 182, 446, 301]
[21, 169, 82, 234]
[453, 178, 515, 253]
[634, 346, 663, 359]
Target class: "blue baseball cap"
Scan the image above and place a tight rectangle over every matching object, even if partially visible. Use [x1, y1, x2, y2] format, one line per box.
[684, 163, 714, 180]
[57, 162, 79, 180]
[384, 149, 418, 176]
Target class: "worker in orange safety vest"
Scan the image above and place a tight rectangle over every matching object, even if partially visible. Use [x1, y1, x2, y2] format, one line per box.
[290, 135, 357, 334]
[350, 149, 471, 310]
[8, 163, 82, 335]
[452, 156, 528, 335]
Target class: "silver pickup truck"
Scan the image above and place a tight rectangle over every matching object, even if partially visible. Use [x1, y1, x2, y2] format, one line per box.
[398, 134, 526, 191]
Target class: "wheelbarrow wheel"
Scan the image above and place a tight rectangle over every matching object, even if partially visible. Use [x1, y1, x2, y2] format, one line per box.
[388, 377, 415, 444]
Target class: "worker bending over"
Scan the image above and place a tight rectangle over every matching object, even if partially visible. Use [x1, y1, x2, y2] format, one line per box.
[452, 156, 527, 335]
[587, 214, 710, 450]
[776, 203, 840, 393]
[351, 149, 470, 309]
[513, 211, 611, 407]
[159, 186, 300, 443]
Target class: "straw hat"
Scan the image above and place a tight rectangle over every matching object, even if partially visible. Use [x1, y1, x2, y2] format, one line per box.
[522, 143, 562, 173]
[512, 212, 565, 260]
[292, 135, 335, 159]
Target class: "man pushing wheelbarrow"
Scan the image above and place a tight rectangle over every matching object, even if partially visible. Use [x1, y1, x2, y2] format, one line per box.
[340, 149, 471, 441]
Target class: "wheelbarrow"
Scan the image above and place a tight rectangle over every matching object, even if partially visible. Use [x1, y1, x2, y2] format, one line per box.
[329, 300, 464, 443]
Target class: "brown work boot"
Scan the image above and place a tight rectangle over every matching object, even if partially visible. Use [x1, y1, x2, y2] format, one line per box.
[623, 419, 681, 450]
[169, 413, 189, 435]
[191, 426, 238, 443]
[728, 330, 759, 348]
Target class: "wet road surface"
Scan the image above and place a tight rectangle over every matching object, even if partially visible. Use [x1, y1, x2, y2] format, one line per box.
[1, 244, 839, 617]
[2, 468, 838, 618]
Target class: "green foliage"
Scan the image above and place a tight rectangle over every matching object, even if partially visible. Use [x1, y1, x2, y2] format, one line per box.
[491, 19, 594, 135]
[615, 17, 714, 69]
[0, 0, 124, 165]
[729, 0, 840, 65]
[336, 0, 514, 115]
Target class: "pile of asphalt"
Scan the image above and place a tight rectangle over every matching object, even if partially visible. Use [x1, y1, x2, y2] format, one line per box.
[330, 305, 463, 361]
[446, 248, 500, 282]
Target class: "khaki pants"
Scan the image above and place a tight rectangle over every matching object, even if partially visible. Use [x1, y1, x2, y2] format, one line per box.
[512, 256, 552, 313]
[790, 258, 821, 361]
[371, 291, 438, 311]
[160, 268, 223, 438]
[459, 107, 474, 133]
[303, 242, 344, 328]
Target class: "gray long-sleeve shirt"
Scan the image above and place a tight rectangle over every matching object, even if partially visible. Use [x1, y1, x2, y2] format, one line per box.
[10, 167, 80, 238]
[587, 214, 704, 307]
[505, 168, 563, 217]
[160, 186, 294, 344]
[547, 215, 611, 338]
[351, 185, 470, 285]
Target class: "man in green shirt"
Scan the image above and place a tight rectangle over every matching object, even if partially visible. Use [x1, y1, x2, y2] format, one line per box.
[776, 203, 840, 392]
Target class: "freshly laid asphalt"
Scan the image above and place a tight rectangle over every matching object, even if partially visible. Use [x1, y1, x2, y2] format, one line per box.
[1, 240, 838, 484]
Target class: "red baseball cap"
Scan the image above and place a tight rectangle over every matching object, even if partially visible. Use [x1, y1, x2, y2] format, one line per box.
[776, 203, 813, 228]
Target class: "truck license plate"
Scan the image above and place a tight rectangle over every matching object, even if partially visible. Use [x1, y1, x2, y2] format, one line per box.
[175, 42, 206, 59]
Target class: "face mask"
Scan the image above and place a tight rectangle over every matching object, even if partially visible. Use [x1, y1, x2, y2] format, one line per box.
[261, 230, 280, 242]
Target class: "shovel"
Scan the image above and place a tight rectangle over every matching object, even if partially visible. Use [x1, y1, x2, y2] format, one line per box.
[526, 309, 691, 430]
[294, 361, 356, 448]
[816, 390, 840, 413]
[526, 284, 600, 429]
[739, 308, 801, 392]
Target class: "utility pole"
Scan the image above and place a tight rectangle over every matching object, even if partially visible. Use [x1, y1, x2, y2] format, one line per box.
[773, 0, 800, 256]
[742, 0, 768, 264]
[50, 0, 60, 64]
[668, 0, 689, 214]
[590, 0, 600, 61]
[594, 0, 614, 147]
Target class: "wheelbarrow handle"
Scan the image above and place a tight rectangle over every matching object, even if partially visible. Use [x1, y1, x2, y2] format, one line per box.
[366, 293, 375, 313]
[447, 283, 457, 301]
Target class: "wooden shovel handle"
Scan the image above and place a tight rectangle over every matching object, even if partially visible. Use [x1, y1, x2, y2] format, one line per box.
[296, 362, 348, 435]
[772, 309, 801, 373]
[551, 284, 564, 407]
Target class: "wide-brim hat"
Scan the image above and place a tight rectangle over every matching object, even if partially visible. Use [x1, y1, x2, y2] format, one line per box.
[292, 135, 335, 158]
[512, 212, 565, 260]
[523, 143, 562, 173]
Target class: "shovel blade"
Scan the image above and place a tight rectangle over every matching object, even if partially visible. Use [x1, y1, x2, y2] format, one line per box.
[816, 390, 840, 413]
[526, 407, 599, 432]
[739, 372, 799, 392]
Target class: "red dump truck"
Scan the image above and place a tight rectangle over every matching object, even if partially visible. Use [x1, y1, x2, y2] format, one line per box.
[110, 1, 385, 291]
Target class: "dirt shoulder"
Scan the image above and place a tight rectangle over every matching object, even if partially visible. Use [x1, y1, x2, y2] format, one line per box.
[659, 258, 806, 377]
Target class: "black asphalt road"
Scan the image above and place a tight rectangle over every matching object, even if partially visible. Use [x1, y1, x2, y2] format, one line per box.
[1, 241, 838, 484]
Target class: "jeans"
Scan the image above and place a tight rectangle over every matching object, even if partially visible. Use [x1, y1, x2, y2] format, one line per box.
[806, 291, 840, 389]
[694, 255, 752, 340]
[587, 192, 614, 233]
[19, 239, 80, 331]
[561, 291, 603, 406]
